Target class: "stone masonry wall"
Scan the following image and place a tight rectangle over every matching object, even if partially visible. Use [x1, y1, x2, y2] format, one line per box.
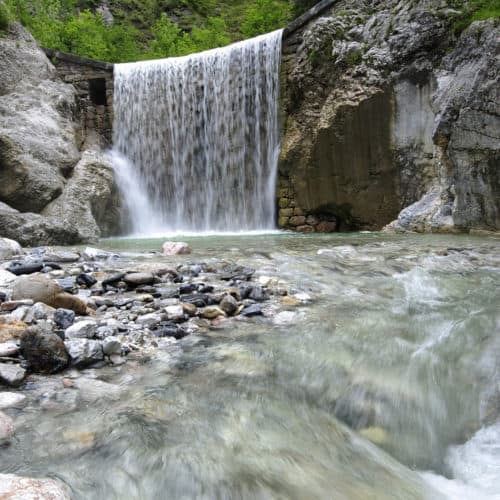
[44, 49, 114, 147]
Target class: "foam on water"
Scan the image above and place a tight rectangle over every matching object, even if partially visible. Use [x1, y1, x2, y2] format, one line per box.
[112, 30, 283, 234]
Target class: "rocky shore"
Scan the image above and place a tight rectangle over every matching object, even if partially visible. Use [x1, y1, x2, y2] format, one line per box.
[0, 235, 311, 494]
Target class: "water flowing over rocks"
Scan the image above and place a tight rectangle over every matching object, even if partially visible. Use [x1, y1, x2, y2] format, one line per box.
[0, 23, 120, 245]
[280, 1, 499, 233]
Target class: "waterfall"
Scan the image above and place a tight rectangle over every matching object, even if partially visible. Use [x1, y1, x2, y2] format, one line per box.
[112, 30, 283, 235]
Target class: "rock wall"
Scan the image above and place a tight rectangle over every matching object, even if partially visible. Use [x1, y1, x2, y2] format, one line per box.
[279, 0, 499, 233]
[0, 23, 120, 245]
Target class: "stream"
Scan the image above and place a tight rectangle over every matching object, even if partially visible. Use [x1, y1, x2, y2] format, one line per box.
[1, 232, 499, 499]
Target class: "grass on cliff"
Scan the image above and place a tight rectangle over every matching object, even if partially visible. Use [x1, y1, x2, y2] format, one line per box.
[0, 1, 11, 31]
[452, 0, 500, 34]
[2, 0, 314, 62]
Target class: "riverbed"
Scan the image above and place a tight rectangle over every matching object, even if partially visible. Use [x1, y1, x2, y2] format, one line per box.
[2, 232, 500, 499]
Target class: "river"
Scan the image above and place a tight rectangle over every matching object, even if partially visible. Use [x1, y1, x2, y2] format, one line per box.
[2, 232, 499, 499]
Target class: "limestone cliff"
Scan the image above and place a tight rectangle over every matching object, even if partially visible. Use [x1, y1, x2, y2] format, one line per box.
[279, 0, 499, 232]
[0, 23, 120, 245]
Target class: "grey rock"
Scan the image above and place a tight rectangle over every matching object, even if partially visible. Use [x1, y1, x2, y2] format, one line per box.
[83, 247, 115, 260]
[136, 313, 162, 329]
[54, 308, 76, 329]
[241, 304, 263, 317]
[64, 320, 97, 339]
[65, 339, 104, 368]
[20, 325, 69, 374]
[0, 363, 26, 387]
[43, 250, 81, 263]
[24, 302, 56, 323]
[0, 238, 23, 260]
[219, 294, 238, 316]
[72, 377, 123, 402]
[124, 272, 155, 286]
[165, 305, 184, 321]
[0, 269, 17, 287]
[0, 473, 71, 499]
[0, 342, 20, 357]
[0, 392, 26, 410]
[162, 241, 192, 255]
[102, 336, 122, 356]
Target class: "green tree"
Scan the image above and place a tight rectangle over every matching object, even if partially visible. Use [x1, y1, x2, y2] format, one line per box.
[147, 13, 192, 58]
[189, 17, 230, 52]
[241, 0, 292, 37]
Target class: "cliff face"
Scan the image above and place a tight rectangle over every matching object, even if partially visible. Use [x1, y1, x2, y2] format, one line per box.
[0, 23, 120, 245]
[279, 0, 499, 233]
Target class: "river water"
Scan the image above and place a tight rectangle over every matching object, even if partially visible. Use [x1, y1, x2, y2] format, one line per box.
[2, 233, 499, 499]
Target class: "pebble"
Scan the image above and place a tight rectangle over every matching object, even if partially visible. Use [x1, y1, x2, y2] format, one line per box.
[102, 336, 122, 356]
[7, 262, 44, 276]
[0, 342, 20, 357]
[136, 313, 162, 329]
[241, 304, 263, 317]
[220, 294, 238, 316]
[0, 392, 26, 409]
[65, 320, 97, 339]
[0, 474, 71, 499]
[54, 308, 76, 329]
[65, 339, 104, 368]
[201, 306, 226, 319]
[124, 273, 155, 286]
[83, 247, 115, 260]
[162, 241, 192, 255]
[165, 305, 184, 321]
[0, 363, 26, 387]
[0, 269, 17, 287]
[43, 251, 81, 263]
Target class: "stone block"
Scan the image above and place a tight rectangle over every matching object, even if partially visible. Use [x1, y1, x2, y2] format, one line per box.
[289, 216, 306, 226]
[278, 217, 290, 227]
[293, 207, 304, 216]
[278, 198, 289, 209]
[297, 225, 314, 233]
[279, 208, 294, 217]
[316, 221, 337, 233]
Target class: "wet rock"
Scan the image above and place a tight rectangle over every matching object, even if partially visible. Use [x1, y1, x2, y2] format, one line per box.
[7, 261, 44, 276]
[82, 247, 115, 260]
[154, 325, 188, 339]
[0, 238, 23, 260]
[0, 342, 20, 357]
[65, 338, 104, 368]
[0, 392, 26, 410]
[12, 274, 89, 314]
[102, 272, 126, 290]
[0, 363, 26, 386]
[179, 283, 198, 295]
[55, 276, 77, 293]
[220, 294, 238, 316]
[0, 292, 6, 303]
[0, 269, 17, 287]
[165, 305, 184, 322]
[0, 411, 15, 443]
[137, 313, 162, 329]
[249, 285, 268, 302]
[220, 265, 255, 281]
[181, 294, 213, 307]
[73, 377, 123, 402]
[20, 325, 69, 374]
[0, 317, 26, 342]
[24, 302, 55, 323]
[54, 308, 75, 329]
[65, 320, 97, 339]
[76, 273, 97, 288]
[241, 304, 263, 317]
[102, 336, 122, 356]
[201, 306, 226, 319]
[0, 474, 71, 499]
[181, 302, 197, 316]
[162, 241, 192, 255]
[43, 250, 80, 263]
[124, 272, 155, 286]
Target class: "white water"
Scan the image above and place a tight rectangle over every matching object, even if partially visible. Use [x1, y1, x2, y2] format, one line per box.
[112, 30, 283, 234]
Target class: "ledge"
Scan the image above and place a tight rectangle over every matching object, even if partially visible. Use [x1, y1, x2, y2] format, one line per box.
[43, 48, 114, 72]
[283, 0, 340, 39]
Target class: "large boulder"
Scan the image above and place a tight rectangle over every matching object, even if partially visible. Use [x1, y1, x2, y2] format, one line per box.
[20, 325, 69, 374]
[0, 24, 80, 213]
[12, 274, 89, 315]
[42, 150, 122, 241]
[0, 23, 121, 245]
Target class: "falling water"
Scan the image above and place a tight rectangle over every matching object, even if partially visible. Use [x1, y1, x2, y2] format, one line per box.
[112, 30, 283, 234]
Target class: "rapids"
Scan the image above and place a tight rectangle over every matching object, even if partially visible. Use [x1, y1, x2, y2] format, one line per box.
[1, 233, 499, 499]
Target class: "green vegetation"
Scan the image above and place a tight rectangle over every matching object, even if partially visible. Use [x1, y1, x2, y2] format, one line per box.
[451, 0, 500, 34]
[0, 1, 11, 30]
[2, 0, 317, 62]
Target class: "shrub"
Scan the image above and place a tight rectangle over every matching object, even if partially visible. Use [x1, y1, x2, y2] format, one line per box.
[0, 1, 11, 31]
